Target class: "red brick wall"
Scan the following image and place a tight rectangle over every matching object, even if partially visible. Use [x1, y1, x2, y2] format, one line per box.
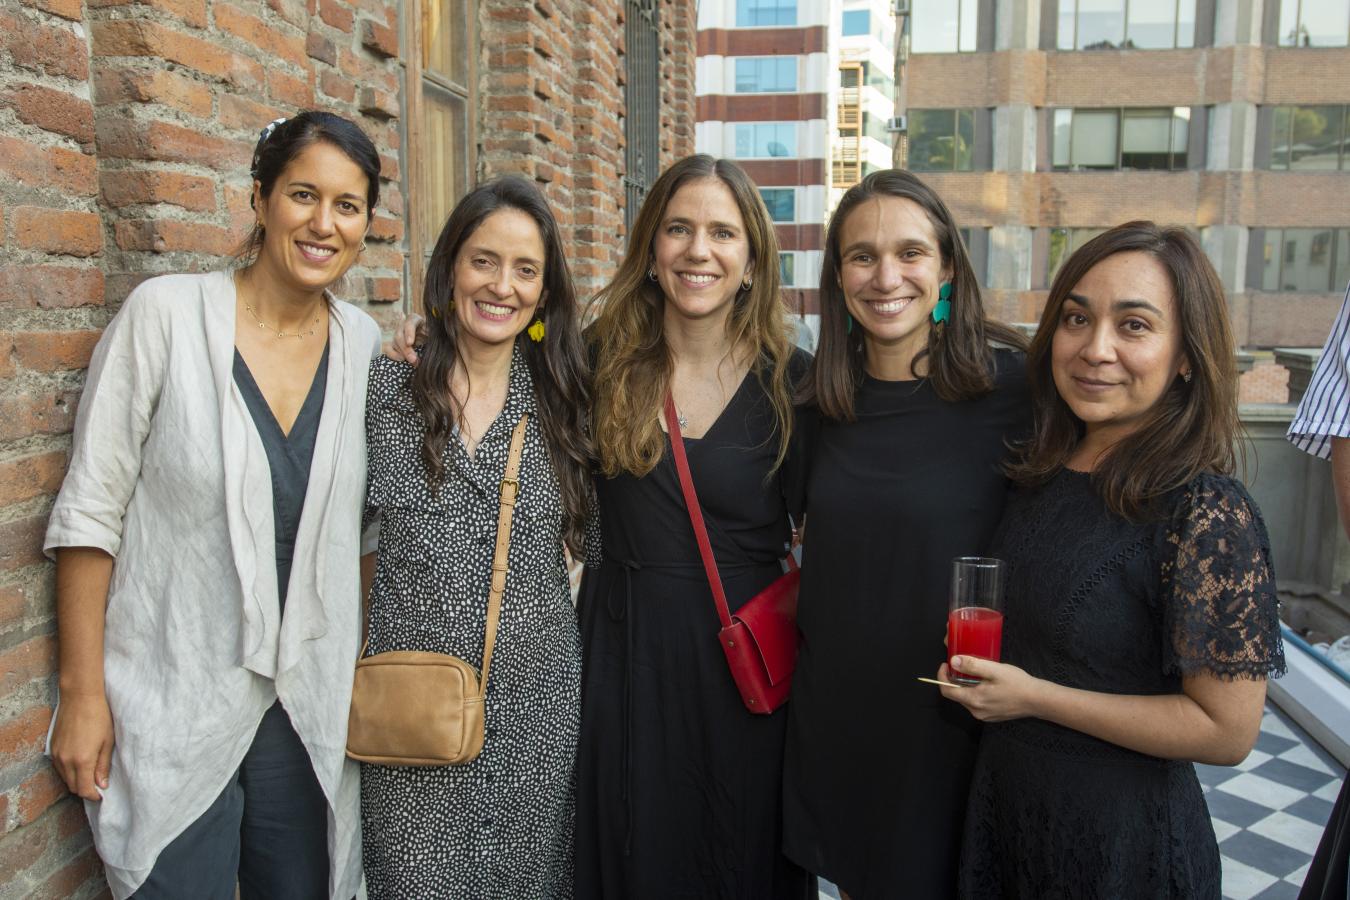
[1, 0, 402, 889]
[476, 0, 697, 296]
[659, 0, 698, 170]
[0, 0, 696, 894]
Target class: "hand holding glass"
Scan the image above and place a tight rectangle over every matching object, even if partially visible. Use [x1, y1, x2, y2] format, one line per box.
[946, 557, 1005, 685]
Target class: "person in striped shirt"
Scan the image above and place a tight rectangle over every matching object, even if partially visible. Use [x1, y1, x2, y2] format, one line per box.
[1289, 281, 1350, 522]
[1287, 278, 1350, 900]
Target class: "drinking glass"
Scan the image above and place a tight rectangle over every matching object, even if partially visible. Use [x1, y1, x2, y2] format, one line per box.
[946, 557, 1006, 685]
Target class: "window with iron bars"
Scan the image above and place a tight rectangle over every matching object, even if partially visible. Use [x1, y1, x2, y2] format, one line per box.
[624, 0, 661, 240]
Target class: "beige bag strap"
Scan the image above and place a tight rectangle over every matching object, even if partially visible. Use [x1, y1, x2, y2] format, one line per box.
[478, 413, 529, 698]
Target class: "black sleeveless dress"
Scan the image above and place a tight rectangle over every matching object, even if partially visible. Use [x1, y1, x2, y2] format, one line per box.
[959, 471, 1287, 899]
[782, 348, 1031, 899]
[574, 352, 815, 900]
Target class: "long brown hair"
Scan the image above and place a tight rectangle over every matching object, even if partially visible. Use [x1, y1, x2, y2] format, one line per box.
[414, 176, 592, 553]
[1008, 221, 1240, 521]
[797, 169, 1026, 420]
[588, 155, 797, 478]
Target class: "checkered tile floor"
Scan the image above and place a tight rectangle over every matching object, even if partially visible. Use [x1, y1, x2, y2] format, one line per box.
[1201, 704, 1344, 899]
[817, 703, 1345, 900]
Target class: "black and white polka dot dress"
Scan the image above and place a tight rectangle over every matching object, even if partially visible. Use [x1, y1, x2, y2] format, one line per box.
[360, 348, 581, 900]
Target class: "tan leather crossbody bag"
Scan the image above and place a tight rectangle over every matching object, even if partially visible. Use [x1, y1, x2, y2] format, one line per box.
[345, 414, 527, 767]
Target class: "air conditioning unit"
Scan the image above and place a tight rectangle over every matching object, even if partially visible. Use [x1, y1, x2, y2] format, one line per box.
[886, 115, 907, 133]
[892, 0, 910, 15]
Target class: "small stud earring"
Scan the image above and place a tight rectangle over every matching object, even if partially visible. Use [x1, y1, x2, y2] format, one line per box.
[1181, 370, 1193, 383]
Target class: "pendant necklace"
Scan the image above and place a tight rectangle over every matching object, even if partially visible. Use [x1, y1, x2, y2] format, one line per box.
[244, 300, 322, 339]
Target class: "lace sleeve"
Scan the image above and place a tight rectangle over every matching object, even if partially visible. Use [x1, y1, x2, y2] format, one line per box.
[1160, 474, 1286, 680]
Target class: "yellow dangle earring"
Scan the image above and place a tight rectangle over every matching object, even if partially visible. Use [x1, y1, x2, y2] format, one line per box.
[528, 317, 545, 342]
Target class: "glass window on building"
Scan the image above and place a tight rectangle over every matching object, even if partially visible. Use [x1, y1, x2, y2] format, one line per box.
[407, 0, 473, 305]
[736, 0, 796, 27]
[779, 252, 796, 287]
[1268, 105, 1348, 170]
[1261, 228, 1348, 291]
[1053, 108, 1190, 170]
[910, 0, 978, 53]
[865, 64, 896, 102]
[908, 109, 977, 172]
[1047, 228, 1107, 286]
[1058, 0, 1197, 49]
[1278, 0, 1350, 47]
[760, 188, 795, 222]
[842, 9, 869, 36]
[734, 122, 797, 158]
[734, 57, 797, 93]
[862, 112, 894, 145]
[1120, 108, 1188, 168]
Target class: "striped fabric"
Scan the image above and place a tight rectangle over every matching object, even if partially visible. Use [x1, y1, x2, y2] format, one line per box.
[1288, 281, 1350, 460]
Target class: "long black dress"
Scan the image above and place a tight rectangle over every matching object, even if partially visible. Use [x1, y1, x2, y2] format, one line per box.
[959, 471, 1286, 899]
[574, 353, 815, 900]
[782, 348, 1030, 899]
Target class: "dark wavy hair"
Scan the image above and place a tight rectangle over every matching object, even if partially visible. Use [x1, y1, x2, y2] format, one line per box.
[238, 110, 380, 264]
[797, 169, 1026, 420]
[588, 154, 797, 477]
[413, 176, 592, 553]
[1008, 221, 1240, 521]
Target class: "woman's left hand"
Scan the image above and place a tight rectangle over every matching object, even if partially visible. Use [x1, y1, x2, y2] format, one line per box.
[936, 657, 1043, 723]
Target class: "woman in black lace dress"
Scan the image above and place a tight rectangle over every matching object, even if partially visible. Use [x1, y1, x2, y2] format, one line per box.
[939, 223, 1286, 899]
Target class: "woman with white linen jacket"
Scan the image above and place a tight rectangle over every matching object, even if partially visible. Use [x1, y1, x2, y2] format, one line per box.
[43, 113, 381, 899]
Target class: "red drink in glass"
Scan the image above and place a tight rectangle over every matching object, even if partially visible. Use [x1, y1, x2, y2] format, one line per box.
[947, 607, 1004, 685]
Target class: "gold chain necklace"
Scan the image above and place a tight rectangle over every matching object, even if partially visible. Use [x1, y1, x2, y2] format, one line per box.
[244, 301, 322, 339]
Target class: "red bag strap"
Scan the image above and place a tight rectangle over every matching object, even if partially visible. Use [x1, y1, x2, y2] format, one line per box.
[664, 393, 735, 630]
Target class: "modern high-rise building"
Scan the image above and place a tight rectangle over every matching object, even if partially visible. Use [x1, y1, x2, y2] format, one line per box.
[833, 0, 902, 201]
[696, 0, 899, 344]
[895, 0, 1350, 358]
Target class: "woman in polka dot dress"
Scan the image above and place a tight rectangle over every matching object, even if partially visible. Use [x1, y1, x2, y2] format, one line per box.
[359, 176, 594, 899]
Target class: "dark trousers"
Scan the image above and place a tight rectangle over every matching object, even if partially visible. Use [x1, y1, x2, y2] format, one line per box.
[132, 701, 329, 900]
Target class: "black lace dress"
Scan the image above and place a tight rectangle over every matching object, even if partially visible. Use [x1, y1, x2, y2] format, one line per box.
[960, 470, 1286, 900]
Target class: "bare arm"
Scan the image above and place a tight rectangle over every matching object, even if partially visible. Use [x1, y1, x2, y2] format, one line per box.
[938, 656, 1266, 766]
[1333, 437, 1350, 540]
[49, 546, 116, 801]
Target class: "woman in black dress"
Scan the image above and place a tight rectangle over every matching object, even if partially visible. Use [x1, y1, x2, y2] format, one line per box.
[938, 223, 1286, 899]
[573, 155, 813, 899]
[782, 170, 1030, 898]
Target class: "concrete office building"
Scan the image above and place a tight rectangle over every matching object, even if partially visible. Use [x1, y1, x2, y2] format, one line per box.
[895, 0, 1350, 370]
[696, 0, 899, 342]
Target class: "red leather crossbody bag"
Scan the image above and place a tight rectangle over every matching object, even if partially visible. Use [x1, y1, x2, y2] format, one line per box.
[664, 394, 800, 714]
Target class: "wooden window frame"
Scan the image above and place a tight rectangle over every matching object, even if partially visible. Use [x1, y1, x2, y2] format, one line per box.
[404, 0, 477, 312]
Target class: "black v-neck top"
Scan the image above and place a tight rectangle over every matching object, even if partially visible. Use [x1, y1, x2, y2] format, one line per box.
[232, 342, 329, 608]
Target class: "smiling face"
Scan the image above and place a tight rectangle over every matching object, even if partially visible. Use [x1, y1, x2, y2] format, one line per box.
[837, 195, 952, 368]
[252, 140, 370, 296]
[1051, 250, 1189, 449]
[450, 207, 547, 354]
[650, 177, 753, 326]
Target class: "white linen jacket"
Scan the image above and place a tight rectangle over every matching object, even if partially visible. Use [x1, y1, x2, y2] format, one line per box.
[43, 271, 381, 899]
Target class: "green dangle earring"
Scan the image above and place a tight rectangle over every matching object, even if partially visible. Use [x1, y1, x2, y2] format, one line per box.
[932, 282, 952, 325]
